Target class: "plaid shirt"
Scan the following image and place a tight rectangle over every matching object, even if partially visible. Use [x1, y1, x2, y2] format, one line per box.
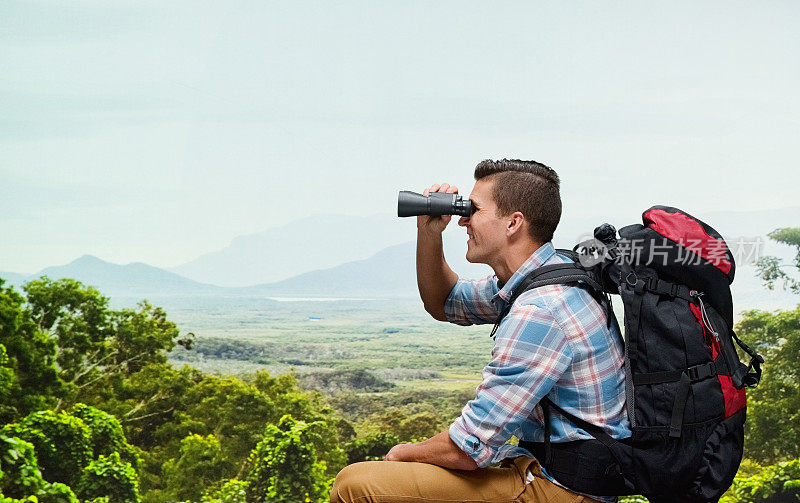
[446, 242, 630, 497]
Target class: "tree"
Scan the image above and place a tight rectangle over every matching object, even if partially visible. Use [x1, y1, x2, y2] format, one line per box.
[739, 226, 800, 463]
[0, 344, 20, 422]
[68, 404, 140, 469]
[0, 281, 61, 423]
[397, 411, 442, 442]
[2, 277, 351, 502]
[0, 432, 80, 503]
[249, 372, 346, 480]
[162, 434, 233, 502]
[76, 452, 139, 503]
[245, 415, 331, 503]
[1, 277, 185, 424]
[201, 479, 248, 503]
[344, 432, 399, 464]
[0, 407, 140, 503]
[22, 278, 180, 410]
[724, 459, 800, 502]
[756, 227, 800, 295]
[1, 410, 92, 487]
[84, 365, 346, 502]
[1, 433, 48, 499]
[176, 375, 278, 469]
[736, 307, 800, 463]
[22, 278, 114, 386]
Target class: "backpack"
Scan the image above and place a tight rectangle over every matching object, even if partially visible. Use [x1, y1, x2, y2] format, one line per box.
[503, 205, 764, 502]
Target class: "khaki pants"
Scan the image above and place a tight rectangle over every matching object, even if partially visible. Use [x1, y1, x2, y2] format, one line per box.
[330, 456, 600, 503]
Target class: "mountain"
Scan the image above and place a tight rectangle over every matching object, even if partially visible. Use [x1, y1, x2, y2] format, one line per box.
[167, 205, 800, 291]
[232, 206, 800, 310]
[236, 242, 417, 296]
[169, 214, 413, 287]
[28, 255, 223, 297]
[2, 206, 797, 307]
[168, 210, 604, 289]
[235, 230, 494, 297]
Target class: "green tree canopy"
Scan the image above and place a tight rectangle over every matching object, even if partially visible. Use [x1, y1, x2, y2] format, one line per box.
[245, 415, 331, 503]
[724, 459, 800, 503]
[736, 307, 800, 463]
[1, 410, 92, 487]
[0, 344, 20, 422]
[69, 404, 140, 469]
[756, 227, 800, 295]
[0, 406, 139, 503]
[0, 281, 61, 423]
[741, 225, 800, 463]
[162, 434, 233, 502]
[76, 452, 139, 503]
[22, 277, 179, 410]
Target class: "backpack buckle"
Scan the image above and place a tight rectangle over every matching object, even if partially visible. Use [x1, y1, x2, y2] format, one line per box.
[625, 273, 646, 294]
[687, 362, 715, 382]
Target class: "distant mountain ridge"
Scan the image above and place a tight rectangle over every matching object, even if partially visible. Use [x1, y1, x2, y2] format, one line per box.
[169, 214, 412, 287]
[3, 255, 222, 297]
[1, 207, 797, 310]
[234, 242, 417, 296]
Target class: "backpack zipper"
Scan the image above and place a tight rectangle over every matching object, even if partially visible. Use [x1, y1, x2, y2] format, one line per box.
[690, 291, 720, 343]
[690, 290, 737, 378]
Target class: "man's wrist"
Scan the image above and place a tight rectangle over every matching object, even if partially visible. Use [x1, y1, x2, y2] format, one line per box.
[417, 227, 444, 242]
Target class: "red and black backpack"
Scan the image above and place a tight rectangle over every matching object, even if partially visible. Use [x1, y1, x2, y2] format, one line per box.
[504, 205, 763, 502]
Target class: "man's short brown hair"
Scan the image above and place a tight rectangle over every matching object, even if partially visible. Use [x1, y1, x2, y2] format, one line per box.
[473, 159, 561, 244]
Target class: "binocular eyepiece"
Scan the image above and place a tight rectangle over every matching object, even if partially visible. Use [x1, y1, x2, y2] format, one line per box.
[397, 191, 472, 218]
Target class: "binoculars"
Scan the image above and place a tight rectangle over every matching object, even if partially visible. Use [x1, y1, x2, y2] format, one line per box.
[397, 191, 473, 217]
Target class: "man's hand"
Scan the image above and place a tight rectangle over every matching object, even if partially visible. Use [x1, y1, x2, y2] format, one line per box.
[384, 443, 411, 462]
[382, 430, 479, 471]
[417, 183, 459, 235]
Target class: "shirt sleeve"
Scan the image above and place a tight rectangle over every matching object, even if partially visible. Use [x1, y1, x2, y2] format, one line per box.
[448, 301, 574, 467]
[444, 275, 501, 326]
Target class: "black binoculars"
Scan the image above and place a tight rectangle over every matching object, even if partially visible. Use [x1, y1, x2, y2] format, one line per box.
[397, 191, 473, 217]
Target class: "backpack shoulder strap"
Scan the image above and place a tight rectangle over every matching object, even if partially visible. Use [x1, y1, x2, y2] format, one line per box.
[489, 263, 604, 339]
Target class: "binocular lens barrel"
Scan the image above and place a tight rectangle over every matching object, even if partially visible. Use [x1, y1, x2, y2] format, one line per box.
[397, 191, 472, 217]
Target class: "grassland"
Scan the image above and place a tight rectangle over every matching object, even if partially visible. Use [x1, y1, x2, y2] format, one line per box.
[147, 296, 492, 392]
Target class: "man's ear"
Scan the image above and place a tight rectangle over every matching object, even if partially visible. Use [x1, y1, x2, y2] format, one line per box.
[506, 211, 527, 237]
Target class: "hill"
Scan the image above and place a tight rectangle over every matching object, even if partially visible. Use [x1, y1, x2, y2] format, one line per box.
[14, 255, 223, 297]
[169, 214, 412, 287]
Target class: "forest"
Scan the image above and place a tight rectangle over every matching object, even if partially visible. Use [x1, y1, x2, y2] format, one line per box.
[1, 228, 799, 503]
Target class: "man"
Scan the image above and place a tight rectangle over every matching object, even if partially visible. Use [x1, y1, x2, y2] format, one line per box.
[330, 159, 630, 503]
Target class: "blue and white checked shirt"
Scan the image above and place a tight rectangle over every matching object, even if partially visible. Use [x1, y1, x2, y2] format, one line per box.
[446, 242, 631, 498]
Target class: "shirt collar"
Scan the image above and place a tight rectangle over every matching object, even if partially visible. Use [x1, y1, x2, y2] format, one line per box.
[493, 241, 557, 305]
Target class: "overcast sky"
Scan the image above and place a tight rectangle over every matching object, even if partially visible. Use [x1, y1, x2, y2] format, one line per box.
[1, 0, 799, 273]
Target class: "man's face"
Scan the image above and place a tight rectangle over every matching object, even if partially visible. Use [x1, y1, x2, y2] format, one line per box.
[458, 178, 510, 265]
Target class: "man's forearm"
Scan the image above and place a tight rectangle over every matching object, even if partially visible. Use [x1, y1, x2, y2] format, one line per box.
[416, 229, 458, 321]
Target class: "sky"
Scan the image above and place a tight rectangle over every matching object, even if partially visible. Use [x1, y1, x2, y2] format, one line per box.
[1, 0, 799, 273]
